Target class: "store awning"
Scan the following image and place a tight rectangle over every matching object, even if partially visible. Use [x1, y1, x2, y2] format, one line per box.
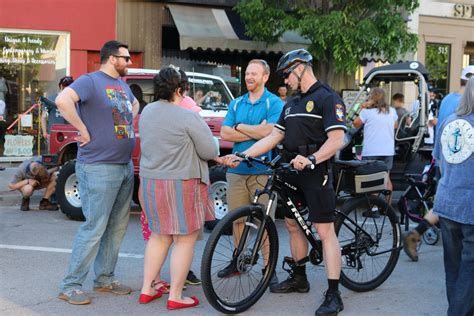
[167, 4, 310, 54]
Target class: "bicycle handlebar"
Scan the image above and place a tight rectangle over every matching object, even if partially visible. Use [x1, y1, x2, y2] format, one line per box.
[234, 152, 314, 171]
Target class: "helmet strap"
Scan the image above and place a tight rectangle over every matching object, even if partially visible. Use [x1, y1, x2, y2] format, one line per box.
[295, 64, 309, 93]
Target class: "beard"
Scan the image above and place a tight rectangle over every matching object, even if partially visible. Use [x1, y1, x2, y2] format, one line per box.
[116, 66, 128, 77]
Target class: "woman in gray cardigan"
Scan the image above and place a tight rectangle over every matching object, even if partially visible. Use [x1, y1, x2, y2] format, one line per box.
[138, 66, 219, 309]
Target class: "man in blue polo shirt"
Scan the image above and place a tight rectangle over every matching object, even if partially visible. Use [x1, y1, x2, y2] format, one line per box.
[219, 59, 283, 281]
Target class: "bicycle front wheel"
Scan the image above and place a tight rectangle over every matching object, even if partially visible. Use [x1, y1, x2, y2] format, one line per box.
[201, 204, 279, 314]
[335, 195, 401, 292]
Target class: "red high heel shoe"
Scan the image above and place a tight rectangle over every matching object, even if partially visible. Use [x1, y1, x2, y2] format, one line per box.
[138, 291, 162, 304]
[167, 296, 199, 310]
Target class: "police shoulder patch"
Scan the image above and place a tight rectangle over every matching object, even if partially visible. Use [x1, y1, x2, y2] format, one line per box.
[335, 104, 345, 122]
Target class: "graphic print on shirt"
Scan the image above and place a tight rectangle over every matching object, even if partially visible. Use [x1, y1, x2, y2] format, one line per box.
[441, 119, 474, 164]
[106, 86, 134, 139]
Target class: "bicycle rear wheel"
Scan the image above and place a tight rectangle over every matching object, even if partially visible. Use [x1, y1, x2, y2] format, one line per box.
[335, 195, 401, 292]
[201, 204, 279, 314]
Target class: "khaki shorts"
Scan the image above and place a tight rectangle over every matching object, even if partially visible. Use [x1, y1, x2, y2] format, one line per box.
[226, 173, 274, 219]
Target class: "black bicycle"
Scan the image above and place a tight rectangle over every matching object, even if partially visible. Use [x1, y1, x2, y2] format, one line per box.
[201, 153, 401, 314]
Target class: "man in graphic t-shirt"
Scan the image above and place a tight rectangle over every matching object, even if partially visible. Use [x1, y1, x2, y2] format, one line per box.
[56, 40, 139, 305]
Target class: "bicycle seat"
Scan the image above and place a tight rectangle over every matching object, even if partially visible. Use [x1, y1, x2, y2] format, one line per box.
[334, 159, 372, 168]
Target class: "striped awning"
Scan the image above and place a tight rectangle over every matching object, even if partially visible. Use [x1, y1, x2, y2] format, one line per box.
[167, 4, 310, 54]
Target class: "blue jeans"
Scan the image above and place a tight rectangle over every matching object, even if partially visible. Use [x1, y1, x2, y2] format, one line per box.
[439, 217, 474, 316]
[60, 161, 133, 293]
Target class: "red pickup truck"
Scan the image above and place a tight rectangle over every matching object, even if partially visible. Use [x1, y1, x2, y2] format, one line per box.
[48, 69, 233, 222]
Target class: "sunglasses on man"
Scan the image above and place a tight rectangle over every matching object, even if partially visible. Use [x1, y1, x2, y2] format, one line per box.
[114, 55, 131, 62]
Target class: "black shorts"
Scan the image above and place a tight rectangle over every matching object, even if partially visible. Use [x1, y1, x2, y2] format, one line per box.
[282, 165, 336, 223]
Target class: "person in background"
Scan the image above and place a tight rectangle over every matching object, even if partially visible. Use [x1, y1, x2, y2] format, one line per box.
[403, 65, 474, 262]
[0, 99, 6, 168]
[129, 84, 147, 114]
[391, 93, 408, 123]
[138, 66, 219, 309]
[218, 59, 283, 285]
[41, 76, 74, 141]
[353, 87, 398, 202]
[0, 75, 8, 102]
[8, 157, 59, 211]
[193, 89, 204, 105]
[277, 84, 288, 102]
[56, 40, 139, 305]
[180, 95, 201, 113]
[431, 77, 474, 316]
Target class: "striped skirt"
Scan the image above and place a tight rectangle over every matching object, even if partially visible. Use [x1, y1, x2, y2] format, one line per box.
[139, 177, 215, 235]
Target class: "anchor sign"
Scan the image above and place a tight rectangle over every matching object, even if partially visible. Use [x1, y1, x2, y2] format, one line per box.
[441, 119, 474, 164]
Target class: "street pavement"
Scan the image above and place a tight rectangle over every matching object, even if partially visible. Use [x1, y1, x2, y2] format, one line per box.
[0, 166, 447, 315]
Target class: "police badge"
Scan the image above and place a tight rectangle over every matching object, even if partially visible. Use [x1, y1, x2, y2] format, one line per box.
[306, 100, 314, 112]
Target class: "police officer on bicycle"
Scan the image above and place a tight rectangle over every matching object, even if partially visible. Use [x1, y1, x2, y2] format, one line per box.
[222, 49, 346, 315]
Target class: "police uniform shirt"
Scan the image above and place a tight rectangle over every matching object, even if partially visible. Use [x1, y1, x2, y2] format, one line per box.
[275, 81, 347, 153]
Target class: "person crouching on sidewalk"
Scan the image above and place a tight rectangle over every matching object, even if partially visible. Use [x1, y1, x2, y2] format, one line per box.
[8, 157, 58, 211]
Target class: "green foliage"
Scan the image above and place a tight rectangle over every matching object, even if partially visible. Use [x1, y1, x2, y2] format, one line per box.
[236, 0, 419, 74]
[425, 43, 449, 80]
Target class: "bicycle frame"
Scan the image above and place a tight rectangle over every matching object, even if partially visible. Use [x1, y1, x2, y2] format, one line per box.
[242, 160, 381, 267]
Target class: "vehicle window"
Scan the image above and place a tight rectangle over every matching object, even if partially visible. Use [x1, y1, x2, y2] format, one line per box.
[125, 79, 155, 104]
[188, 77, 231, 111]
[126, 76, 232, 112]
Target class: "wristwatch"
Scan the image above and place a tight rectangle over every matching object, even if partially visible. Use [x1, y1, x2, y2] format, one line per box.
[307, 154, 317, 165]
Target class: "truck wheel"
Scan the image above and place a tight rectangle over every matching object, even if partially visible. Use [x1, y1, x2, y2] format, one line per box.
[56, 160, 85, 221]
[205, 165, 228, 231]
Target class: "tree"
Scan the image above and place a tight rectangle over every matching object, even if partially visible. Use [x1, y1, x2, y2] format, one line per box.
[236, 0, 419, 90]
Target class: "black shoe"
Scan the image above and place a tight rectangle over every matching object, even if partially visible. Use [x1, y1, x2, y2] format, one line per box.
[21, 198, 30, 211]
[217, 260, 239, 278]
[185, 270, 201, 286]
[270, 273, 309, 293]
[315, 290, 344, 316]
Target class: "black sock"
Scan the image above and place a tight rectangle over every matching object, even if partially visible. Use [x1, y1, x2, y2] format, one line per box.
[328, 279, 339, 293]
[293, 264, 306, 276]
[415, 219, 432, 235]
[41, 198, 48, 202]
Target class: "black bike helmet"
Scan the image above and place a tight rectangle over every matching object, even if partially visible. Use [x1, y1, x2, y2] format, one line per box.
[276, 48, 313, 77]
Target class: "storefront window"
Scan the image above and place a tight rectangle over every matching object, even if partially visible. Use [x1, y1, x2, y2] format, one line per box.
[0, 29, 69, 157]
[425, 43, 450, 97]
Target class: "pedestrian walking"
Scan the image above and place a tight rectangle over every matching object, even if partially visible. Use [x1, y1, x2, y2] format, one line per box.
[432, 76, 474, 316]
[55, 40, 139, 305]
[403, 65, 474, 261]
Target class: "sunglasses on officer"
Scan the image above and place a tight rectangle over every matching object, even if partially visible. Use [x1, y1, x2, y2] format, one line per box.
[282, 63, 301, 79]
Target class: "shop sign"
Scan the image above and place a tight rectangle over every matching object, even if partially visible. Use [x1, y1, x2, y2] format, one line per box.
[342, 90, 368, 108]
[3, 134, 34, 156]
[0, 33, 57, 66]
[454, 4, 473, 19]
